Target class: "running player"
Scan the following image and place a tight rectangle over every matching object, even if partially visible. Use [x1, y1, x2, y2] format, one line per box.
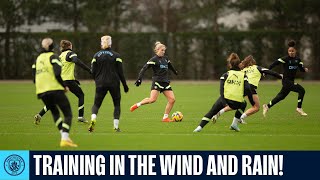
[212, 55, 282, 122]
[263, 40, 309, 117]
[130, 41, 178, 122]
[33, 37, 77, 147]
[88, 35, 129, 132]
[193, 53, 254, 132]
[34, 40, 91, 124]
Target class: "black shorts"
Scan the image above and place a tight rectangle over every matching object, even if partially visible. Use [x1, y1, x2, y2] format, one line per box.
[244, 84, 257, 96]
[226, 99, 247, 110]
[151, 81, 172, 93]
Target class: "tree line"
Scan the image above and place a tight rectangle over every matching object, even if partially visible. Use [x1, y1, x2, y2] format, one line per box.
[0, 0, 319, 79]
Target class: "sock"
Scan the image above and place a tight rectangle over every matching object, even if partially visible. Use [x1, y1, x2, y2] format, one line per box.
[163, 114, 169, 119]
[240, 113, 247, 119]
[219, 109, 225, 115]
[61, 132, 69, 141]
[114, 119, 119, 129]
[194, 126, 202, 132]
[231, 117, 239, 126]
[199, 120, 209, 128]
[91, 114, 97, 120]
[137, 102, 141, 107]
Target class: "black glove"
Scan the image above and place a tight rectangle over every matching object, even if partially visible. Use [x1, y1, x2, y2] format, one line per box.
[123, 84, 129, 93]
[135, 79, 142, 86]
[174, 70, 178, 75]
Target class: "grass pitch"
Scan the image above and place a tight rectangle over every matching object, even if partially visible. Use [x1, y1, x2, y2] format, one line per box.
[0, 80, 319, 150]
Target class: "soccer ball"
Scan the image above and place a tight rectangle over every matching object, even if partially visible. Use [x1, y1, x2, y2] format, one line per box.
[171, 111, 183, 122]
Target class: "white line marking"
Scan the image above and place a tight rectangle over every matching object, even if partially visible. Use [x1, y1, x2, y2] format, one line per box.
[0, 132, 320, 137]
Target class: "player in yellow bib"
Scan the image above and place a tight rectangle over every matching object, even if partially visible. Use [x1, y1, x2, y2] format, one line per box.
[34, 40, 91, 124]
[193, 53, 255, 132]
[212, 55, 282, 123]
[33, 38, 77, 147]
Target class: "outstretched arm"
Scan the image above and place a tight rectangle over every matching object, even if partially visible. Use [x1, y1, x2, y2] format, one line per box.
[269, 58, 284, 70]
[257, 66, 282, 79]
[68, 52, 91, 73]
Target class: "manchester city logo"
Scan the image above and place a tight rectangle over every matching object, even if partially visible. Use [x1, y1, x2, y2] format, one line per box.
[4, 154, 25, 176]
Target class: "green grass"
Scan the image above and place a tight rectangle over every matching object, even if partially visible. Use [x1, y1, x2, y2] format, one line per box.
[0, 80, 319, 150]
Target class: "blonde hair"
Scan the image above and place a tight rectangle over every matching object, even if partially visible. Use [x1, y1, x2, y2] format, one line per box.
[41, 38, 53, 51]
[154, 41, 166, 53]
[60, 40, 72, 51]
[101, 35, 112, 49]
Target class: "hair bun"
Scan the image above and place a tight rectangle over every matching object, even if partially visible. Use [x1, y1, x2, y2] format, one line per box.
[155, 41, 161, 46]
[288, 40, 296, 47]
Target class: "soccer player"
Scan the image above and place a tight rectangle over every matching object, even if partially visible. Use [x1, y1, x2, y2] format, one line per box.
[34, 40, 91, 124]
[263, 40, 309, 117]
[193, 53, 254, 132]
[212, 55, 282, 122]
[33, 37, 77, 147]
[88, 35, 129, 132]
[130, 41, 178, 122]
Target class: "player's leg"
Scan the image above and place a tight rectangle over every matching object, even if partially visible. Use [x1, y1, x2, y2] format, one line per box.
[241, 94, 260, 120]
[65, 80, 87, 123]
[212, 106, 232, 121]
[130, 90, 160, 112]
[230, 101, 247, 132]
[34, 106, 49, 125]
[41, 94, 62, 131]
[292, 83, 307, 116]
[109, 85, 121, 132]
[55, 91, 77, 147]
[193, 96, 225, 132]
[162, 89, 175, 122]
[89, 87, 108, 132]
[263, 86, 290, 117]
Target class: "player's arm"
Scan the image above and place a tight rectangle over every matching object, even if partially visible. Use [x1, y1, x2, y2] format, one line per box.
[269, 57, 284, 70]
[115, 57, 129, 93]
[32, 61, 36, 83]
[219, 73, 228, 106]
[244, 75, 255, 106]
[135, 60, 153, 86]
[91, 55, 97, 79]
[168, 60, 178, 75]
[67, 52, 91, 73]
[257, 66, 282, 79]
[50, 55, 65, 88]
[298, 59, 308, 72]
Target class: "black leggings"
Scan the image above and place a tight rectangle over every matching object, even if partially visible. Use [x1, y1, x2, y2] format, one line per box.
[92, 86, 121, 119]
[204, 96, 247, 119]
[38, 80, 85, 117]
[268, 80, 305, 108]
[40, 91, 72, 133]
[64, 80, 85, 117]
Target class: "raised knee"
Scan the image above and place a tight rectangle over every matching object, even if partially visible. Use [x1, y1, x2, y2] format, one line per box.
[169, 98, 176, 104]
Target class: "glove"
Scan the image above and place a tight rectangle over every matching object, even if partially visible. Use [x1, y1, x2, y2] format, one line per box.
[123, 84, 129, 93]
[135, 79, 142, 87]
[174, 70, 178, 75]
